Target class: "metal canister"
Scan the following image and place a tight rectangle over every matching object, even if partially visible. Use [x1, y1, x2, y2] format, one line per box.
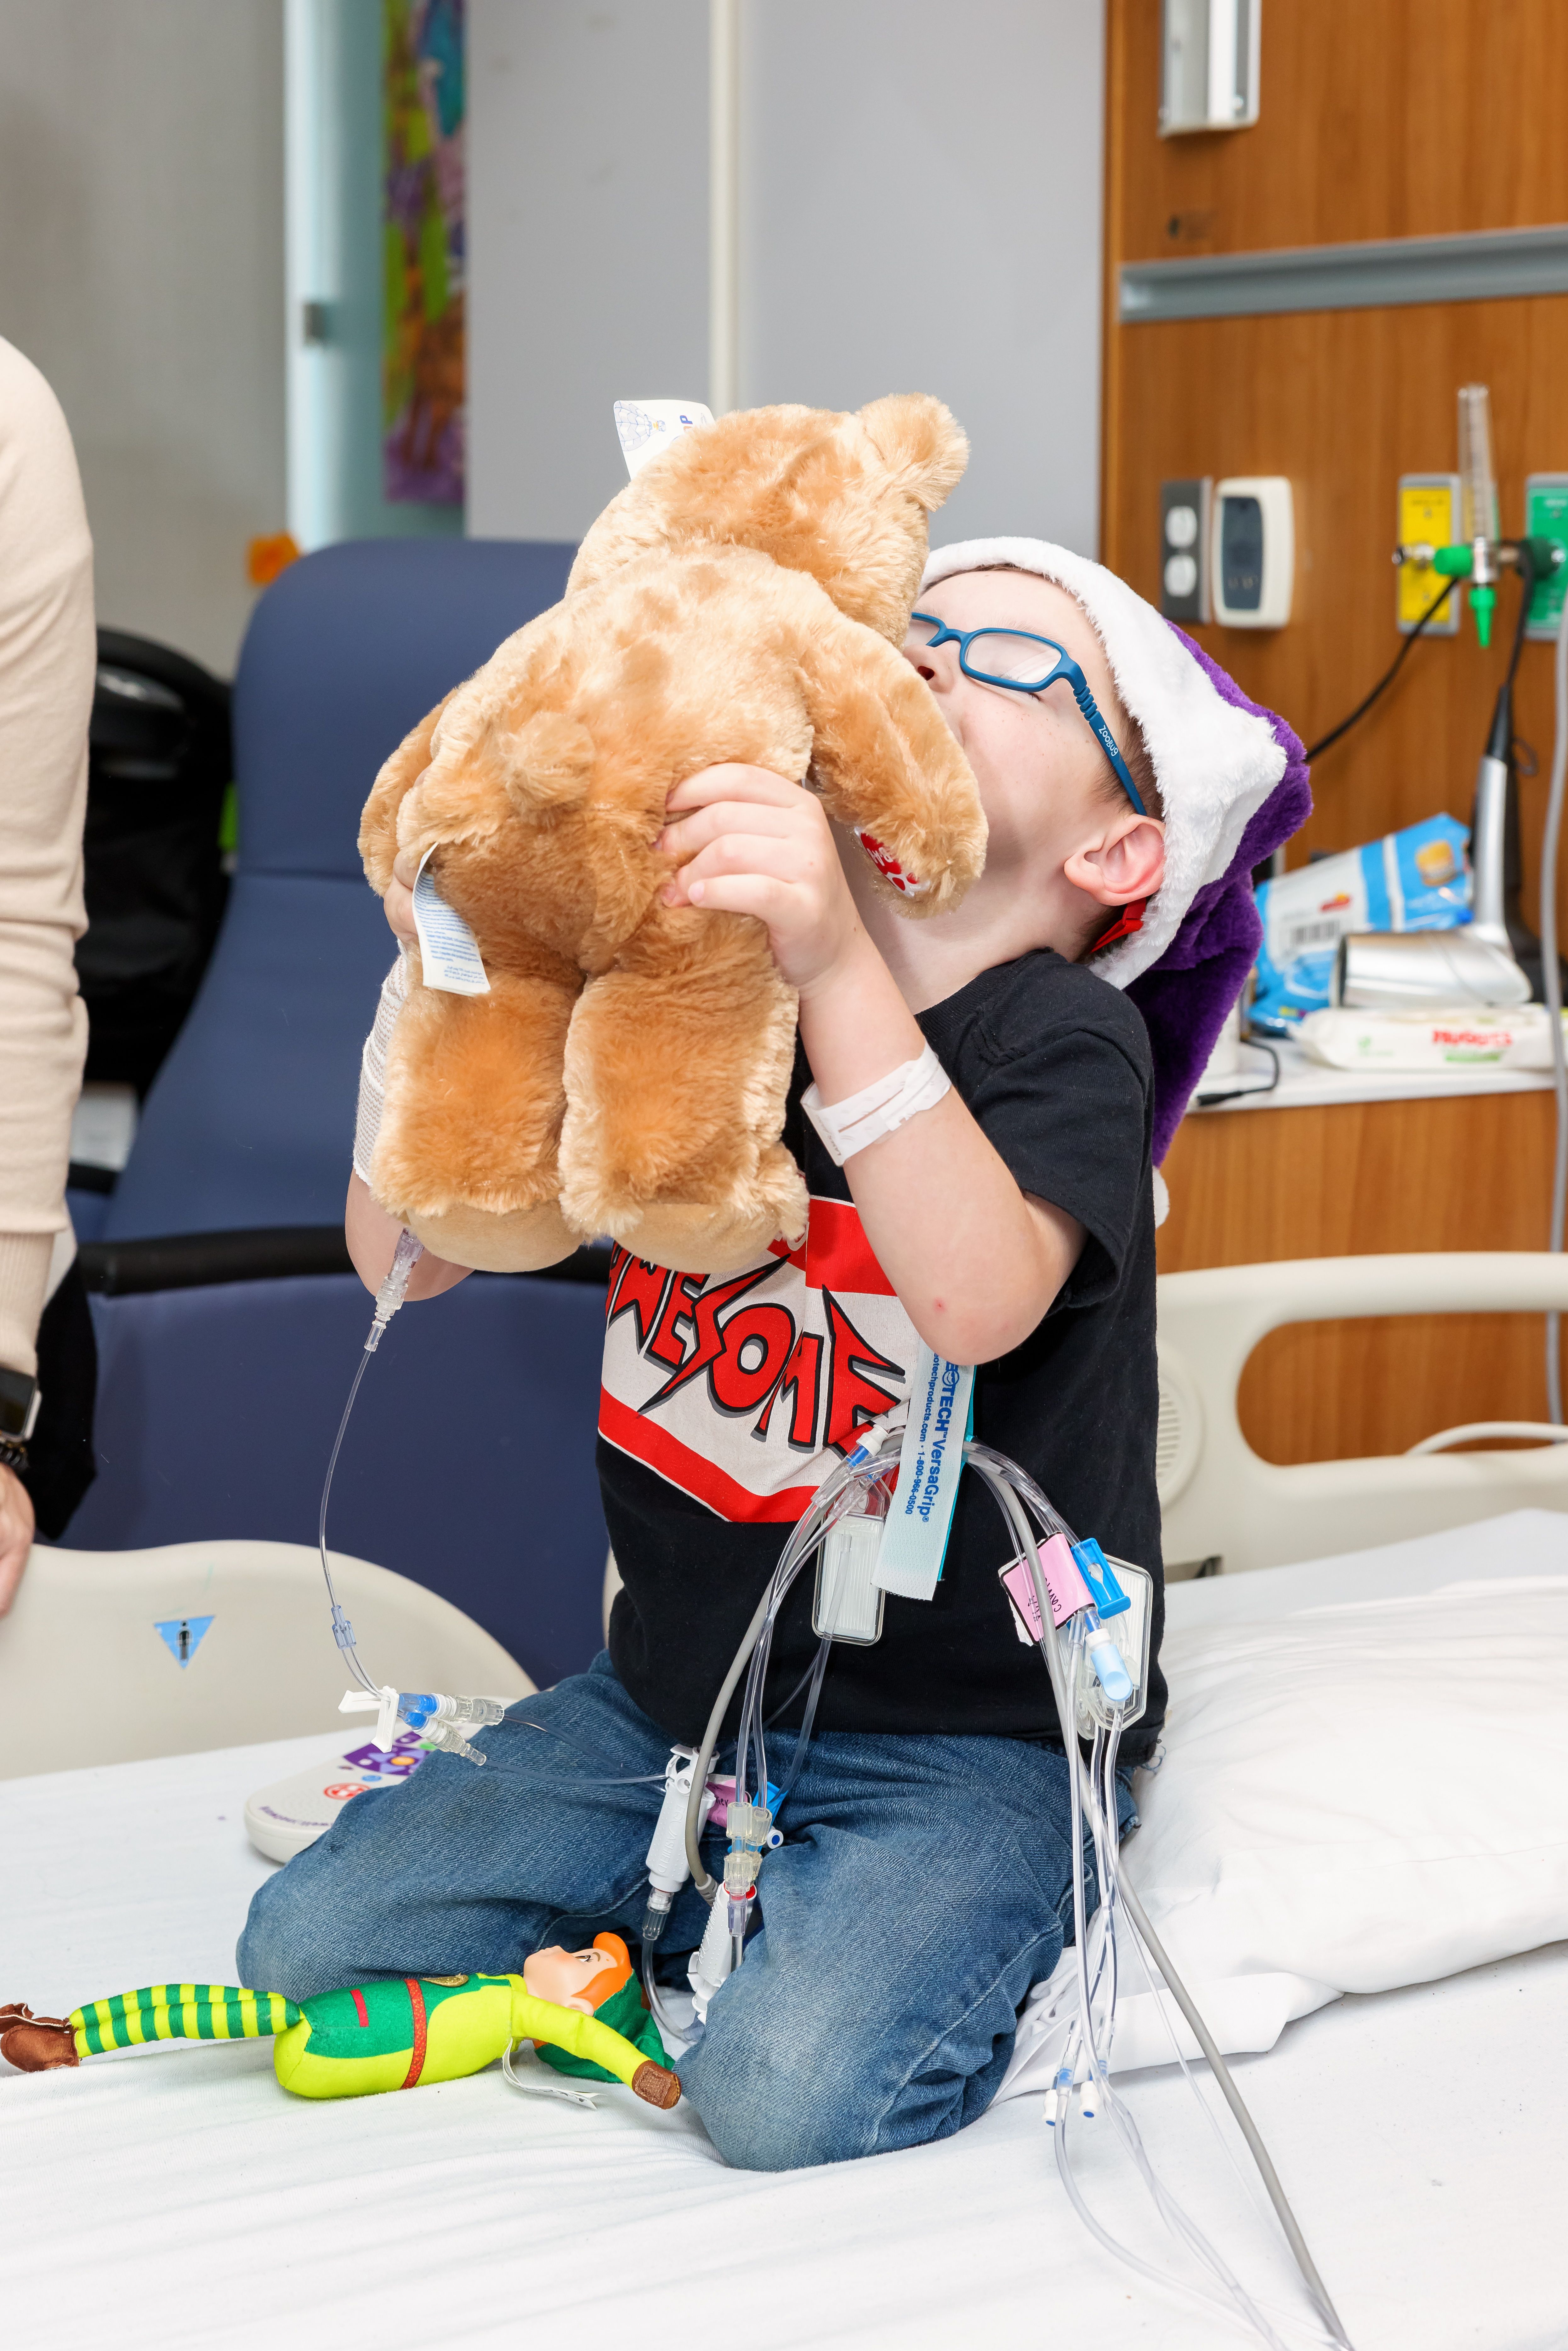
[1332, 930, 1533, 1010]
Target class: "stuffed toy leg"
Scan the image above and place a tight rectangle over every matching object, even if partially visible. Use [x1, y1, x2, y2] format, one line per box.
[0, 1976, 681, 2108]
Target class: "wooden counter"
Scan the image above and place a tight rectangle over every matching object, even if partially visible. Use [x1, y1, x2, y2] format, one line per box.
[1158, 1089, 1559, 1464]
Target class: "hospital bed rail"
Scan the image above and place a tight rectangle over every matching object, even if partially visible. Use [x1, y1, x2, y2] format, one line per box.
[1157, 1251, 1568, 1574]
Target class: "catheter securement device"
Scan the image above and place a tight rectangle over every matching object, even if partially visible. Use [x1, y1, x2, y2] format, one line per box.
[315, 1225, 506, 1765]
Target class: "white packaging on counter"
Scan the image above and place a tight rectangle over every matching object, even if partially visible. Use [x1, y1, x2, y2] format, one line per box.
[1298, 1004, 1568, 1071]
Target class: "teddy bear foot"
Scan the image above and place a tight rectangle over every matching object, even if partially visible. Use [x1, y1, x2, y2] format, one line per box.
[605, 1199, 799, 1280]
[403, 1198, 583, 1274]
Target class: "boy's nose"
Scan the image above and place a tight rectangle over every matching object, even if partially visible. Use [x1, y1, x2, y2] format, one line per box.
[900, 640, 951, 692]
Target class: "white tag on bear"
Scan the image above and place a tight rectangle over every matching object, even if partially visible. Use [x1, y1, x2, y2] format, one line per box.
[412, 845, 490, 997]
[613, 399, 714, 480]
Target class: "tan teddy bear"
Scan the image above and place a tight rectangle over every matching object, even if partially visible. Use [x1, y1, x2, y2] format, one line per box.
[358, 395, 986, 1279]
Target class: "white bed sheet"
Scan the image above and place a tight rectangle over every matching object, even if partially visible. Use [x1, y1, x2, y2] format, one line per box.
[6, 1515, 1568, 2351]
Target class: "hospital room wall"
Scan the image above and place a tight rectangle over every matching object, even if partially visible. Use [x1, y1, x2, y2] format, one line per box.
[1102, 0, 1568, 918]
[0, 0, 287, 676]
[467, 0, 1105, 555]
[1102, 0, 1568, 1460]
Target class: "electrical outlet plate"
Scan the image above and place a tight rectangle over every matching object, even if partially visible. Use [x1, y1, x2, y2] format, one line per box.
[1161, 477, 1212, 623]
[1396, 475, 1462, 635]
[1525, 474, 1568, 641]
[1211, 476, 1293, 628]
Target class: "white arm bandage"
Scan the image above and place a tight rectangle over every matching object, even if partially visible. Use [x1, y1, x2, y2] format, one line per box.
[800, 1044, 951, 1167]
[352, 953, 411, 1184]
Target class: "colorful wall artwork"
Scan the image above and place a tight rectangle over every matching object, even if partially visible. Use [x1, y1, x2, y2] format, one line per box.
[383, 0, 464, 507]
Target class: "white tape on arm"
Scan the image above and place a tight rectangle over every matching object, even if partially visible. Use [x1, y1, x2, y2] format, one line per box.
[353, 954, 411, 1182]
[801, 1045, 951, 1166]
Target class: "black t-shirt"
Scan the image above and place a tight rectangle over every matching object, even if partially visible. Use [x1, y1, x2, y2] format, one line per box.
[597, 948, 1167, 1763]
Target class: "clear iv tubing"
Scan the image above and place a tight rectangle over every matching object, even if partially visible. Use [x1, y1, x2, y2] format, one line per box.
[319, 1347, 382, 1700]
[1055, 1638, 1295, 2351]
[699, 1438, 1080, 1885]
[690, 1442, 1351, 2351]
[318, 1226, 427, 1699]
[719, 1443, 900, 1870]
[316, 1226, 509, 1765]
[985, 1462, 1346, 2348]
[975, 1457, 1352, 2351]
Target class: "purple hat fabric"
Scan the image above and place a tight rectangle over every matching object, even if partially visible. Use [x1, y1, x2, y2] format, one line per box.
[1130, 628, 1311, 1163]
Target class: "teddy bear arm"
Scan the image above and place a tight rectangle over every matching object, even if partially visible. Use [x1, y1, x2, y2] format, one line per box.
[370, 965, 582, 1272]
[359, 690, 457, 894]
[797, 621, 987, 917]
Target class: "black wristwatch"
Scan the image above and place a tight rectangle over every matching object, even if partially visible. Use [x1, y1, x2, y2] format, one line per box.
[0, 1366, 41, 1474]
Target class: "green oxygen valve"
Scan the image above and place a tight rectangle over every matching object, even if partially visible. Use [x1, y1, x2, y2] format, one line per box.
[1419, 541, 1494, 648]
[1394, 538, 1564, 651]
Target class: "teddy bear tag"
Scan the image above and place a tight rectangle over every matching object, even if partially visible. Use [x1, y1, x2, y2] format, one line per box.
[614, 398, 713, 480]
[412, 844, 491, 996]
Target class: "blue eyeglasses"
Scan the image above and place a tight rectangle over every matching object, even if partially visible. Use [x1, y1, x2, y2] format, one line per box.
[907, 612, 1146, 817]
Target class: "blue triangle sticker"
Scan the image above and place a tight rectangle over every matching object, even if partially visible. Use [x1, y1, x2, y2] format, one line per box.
[154, 1614, 214, 1669]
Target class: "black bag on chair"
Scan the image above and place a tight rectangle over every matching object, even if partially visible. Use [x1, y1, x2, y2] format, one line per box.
[76, 630, 233, 1096]
[21, 1261, 98, 1539]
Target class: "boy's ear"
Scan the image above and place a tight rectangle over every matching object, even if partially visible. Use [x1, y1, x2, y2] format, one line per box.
[1065, 815, 1167, 906]
[857, 394, 969, 513]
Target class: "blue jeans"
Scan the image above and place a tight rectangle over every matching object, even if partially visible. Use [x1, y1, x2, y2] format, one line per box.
[238, 1653, 1131, 2171]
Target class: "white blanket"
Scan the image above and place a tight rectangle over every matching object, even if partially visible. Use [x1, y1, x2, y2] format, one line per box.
[6, 1517, 1568, 2349]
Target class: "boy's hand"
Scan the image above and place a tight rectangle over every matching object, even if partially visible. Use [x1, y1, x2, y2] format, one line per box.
[384, 849, 419, 946]
[657, 766, 865, 998]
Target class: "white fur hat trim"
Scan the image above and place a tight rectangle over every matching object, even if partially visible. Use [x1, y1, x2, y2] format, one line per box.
[920, 538, 1286, 989]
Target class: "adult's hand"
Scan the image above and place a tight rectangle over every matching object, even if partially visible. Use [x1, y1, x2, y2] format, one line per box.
[0, 1460, 35, 1614]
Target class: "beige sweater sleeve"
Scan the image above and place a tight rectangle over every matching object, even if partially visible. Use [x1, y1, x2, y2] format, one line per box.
[0, 339, 94, 1379]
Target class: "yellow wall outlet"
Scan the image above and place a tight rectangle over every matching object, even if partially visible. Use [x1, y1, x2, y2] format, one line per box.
[1396, 475, 1462, 635]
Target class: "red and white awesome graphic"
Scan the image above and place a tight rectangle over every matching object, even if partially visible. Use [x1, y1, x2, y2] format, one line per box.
[599, 1198, 914, 1522]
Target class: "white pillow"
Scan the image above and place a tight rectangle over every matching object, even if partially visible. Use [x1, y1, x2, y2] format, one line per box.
[1002, 1573, 1568, 2098]
[1125, 1575, 1568, 1996]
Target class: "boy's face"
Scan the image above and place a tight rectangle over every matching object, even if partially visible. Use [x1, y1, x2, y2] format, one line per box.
[898, 569, 1164, 957]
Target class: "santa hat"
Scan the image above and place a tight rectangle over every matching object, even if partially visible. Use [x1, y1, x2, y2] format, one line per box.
[920, 537, 1311, 1161]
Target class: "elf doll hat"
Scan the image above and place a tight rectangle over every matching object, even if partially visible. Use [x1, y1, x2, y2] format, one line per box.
[921, 538, 1312, 1164]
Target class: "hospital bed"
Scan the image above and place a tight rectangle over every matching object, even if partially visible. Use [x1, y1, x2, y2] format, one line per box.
[4, 1255, 1567, 2348]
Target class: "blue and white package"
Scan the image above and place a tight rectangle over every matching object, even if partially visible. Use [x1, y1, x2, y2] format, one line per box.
[1251, 812, 1471, 1036]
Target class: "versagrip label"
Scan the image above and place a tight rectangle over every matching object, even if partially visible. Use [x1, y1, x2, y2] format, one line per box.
[873, 1345, 974, 1602]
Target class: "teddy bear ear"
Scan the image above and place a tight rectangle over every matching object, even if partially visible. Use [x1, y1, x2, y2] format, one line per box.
[497, 710, 595, 815]
[856, 395, 969, 513]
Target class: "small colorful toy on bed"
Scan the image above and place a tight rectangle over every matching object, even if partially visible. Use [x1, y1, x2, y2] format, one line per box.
[0, 1944, 681, 2110]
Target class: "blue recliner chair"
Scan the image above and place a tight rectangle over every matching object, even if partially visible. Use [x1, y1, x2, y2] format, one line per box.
[66, 541, 613, 1689]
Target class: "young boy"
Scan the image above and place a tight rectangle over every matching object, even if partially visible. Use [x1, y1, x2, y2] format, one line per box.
[239, 537, 1300, 2171]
